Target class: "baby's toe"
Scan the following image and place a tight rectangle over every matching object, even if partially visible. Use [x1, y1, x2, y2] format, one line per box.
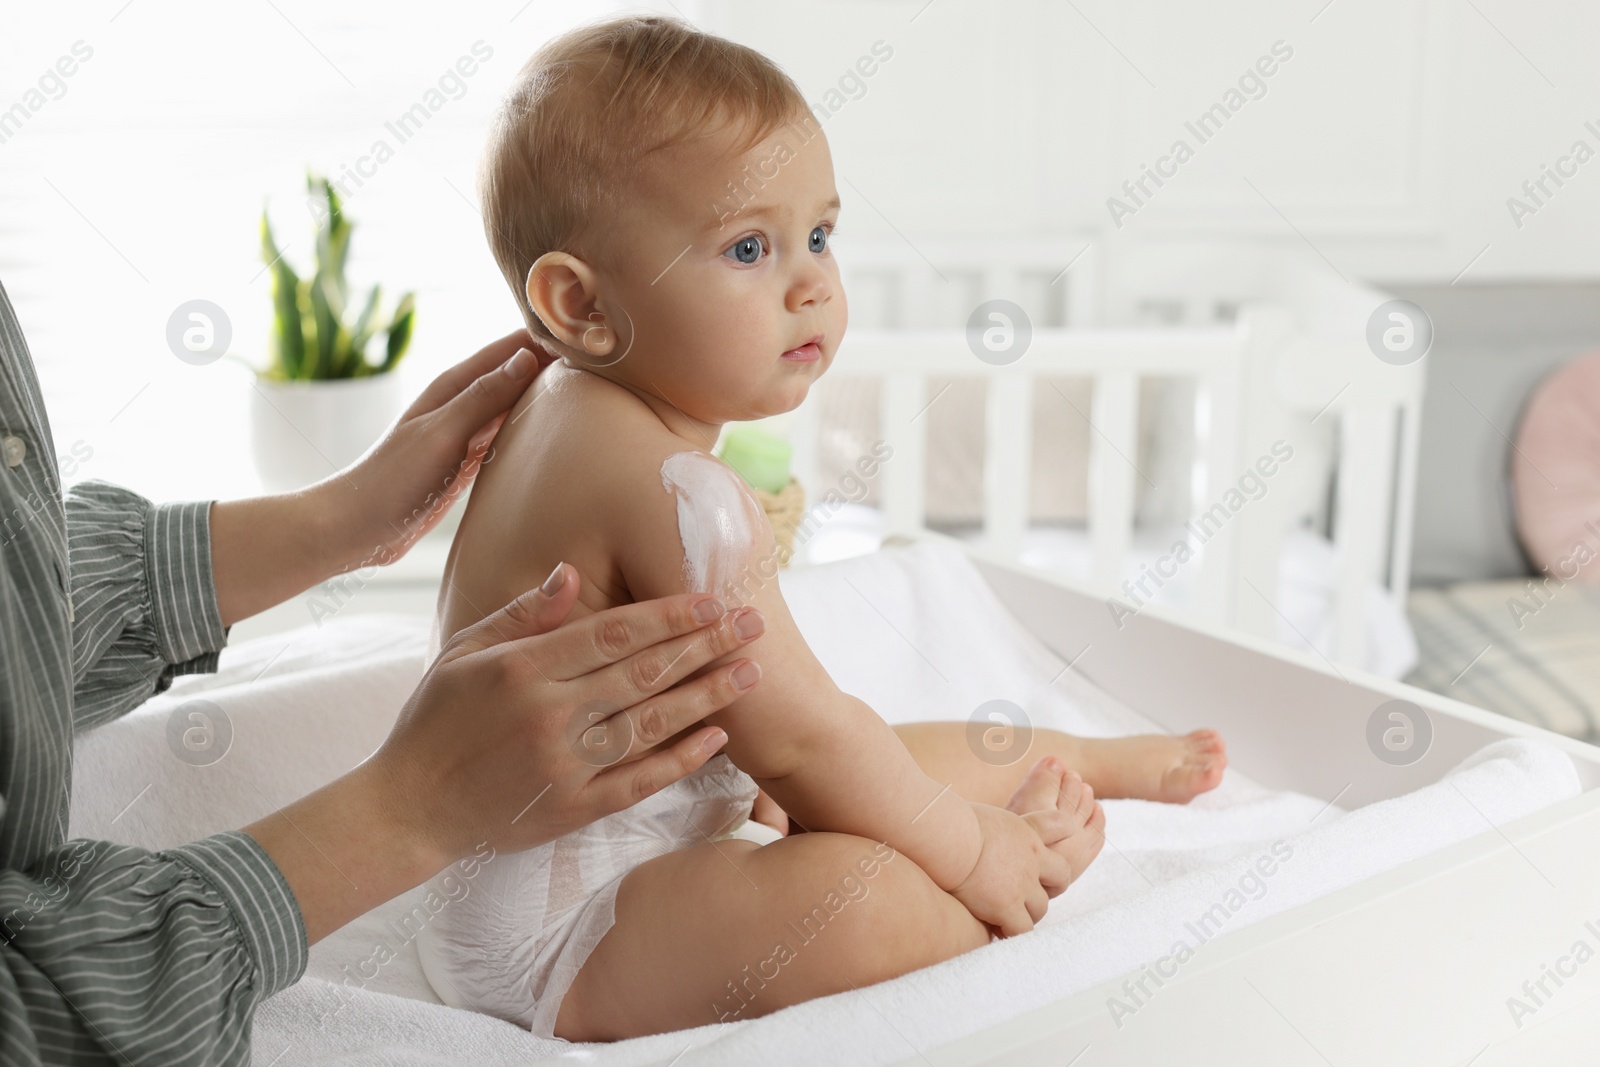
[1057, 773, 1095, 823]
[1161, 749, 1227, 803]
[1086, 798, 1107, 841]
[1057, 796, 1107, 880]
[1005, 756, 1067, 815]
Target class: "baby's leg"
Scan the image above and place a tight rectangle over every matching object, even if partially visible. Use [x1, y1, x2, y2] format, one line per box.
[555, 833, 988, 1041]
[893, 722, 1226, 806]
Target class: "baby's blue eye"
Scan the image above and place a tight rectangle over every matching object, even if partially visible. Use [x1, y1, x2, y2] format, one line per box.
[809, 226, 829, 254]
[724, 235, 765, 264]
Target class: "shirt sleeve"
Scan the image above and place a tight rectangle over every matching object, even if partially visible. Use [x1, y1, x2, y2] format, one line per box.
[62, 479, 230, 733]
[0, 829, 309, 1066]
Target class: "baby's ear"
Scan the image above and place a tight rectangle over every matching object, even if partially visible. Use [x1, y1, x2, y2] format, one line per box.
[524, 252, 607, 360]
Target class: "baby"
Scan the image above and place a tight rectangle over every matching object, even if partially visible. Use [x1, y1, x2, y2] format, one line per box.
[414, 15, 1227, 1042]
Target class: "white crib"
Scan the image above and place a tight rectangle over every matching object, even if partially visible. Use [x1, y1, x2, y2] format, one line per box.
[770, 238, 1426, 671]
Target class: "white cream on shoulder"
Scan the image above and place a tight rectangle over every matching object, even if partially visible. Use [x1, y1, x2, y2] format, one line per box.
[659, 450, 761, 597]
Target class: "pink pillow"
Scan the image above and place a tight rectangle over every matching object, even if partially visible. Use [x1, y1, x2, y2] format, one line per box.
[1513, 352, 1600, 582]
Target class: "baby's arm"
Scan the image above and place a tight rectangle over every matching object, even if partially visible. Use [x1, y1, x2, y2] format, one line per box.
[612, 451, 1056, 932]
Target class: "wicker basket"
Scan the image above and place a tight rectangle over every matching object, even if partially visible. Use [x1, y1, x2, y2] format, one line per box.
[752, 476, 806, 567]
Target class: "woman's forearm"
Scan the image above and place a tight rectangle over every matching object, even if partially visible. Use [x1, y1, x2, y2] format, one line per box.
[243, 757, 447, 946]
[208, 486, 356, 627]
[209, 330, 539, 627]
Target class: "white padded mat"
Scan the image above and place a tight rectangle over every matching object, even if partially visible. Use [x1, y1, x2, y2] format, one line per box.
[67, 541, 1580, 1066]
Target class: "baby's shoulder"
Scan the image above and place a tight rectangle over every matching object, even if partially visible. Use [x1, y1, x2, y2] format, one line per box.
[525, 368, 771, 600]
[529, 365, 711, 493]
[510, 367, 746, 537]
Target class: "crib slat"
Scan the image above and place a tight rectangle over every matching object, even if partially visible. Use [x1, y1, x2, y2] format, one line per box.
[1191, 361, 1240, 623]
[1388, 401, 1420, 599]
[1088, 371, 1138, 592]
[1062, 242, 1099, 327]
[906, 268, 953, 329]
[1226, 307, 1296, 643]
[981, 265, 1025, 306]
[984, 374, 1033, 559]
[838, 328, 1239, 377]
[881, 374, 927, 537]
[1333, 405, 1397, 668]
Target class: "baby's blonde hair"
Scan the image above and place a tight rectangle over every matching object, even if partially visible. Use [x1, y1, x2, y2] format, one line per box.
[481, 15, 810, 342]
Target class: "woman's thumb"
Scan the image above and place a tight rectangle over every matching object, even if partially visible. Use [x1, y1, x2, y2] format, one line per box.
[446, 562, 578, 658]
[438, 347, 541, 448]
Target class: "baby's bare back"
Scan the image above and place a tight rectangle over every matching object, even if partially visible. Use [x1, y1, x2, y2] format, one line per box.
[434, 362, 690, 651]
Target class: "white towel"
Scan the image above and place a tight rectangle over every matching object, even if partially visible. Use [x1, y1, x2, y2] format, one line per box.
[70, 615, 428, 851]
[65, 541, 1581, 1066]
[248, 738, 1578, 1067]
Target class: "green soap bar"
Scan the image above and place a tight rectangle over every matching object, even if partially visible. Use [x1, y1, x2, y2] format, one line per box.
[718, 425, 792, 493]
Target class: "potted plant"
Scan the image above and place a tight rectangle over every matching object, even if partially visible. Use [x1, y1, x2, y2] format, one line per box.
[250, 171, 416, 491]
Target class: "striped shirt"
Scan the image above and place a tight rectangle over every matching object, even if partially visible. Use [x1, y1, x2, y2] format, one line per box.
[0, 280, 308, 1064]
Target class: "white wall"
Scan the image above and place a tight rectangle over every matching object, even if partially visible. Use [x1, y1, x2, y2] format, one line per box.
[5, 0, 1595, 507]
[0, 1, 610, 503]
[693, 0, 1600, 286]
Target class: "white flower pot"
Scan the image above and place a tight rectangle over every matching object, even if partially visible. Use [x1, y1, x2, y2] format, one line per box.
[250, 373, 405, 492]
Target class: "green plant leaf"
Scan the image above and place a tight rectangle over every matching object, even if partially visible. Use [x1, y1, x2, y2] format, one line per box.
[307, 171, 343, 230]
[332, 281, 364, 378]
[263, 170, 411, 379]
[309, 273, 350, 378]
[262, 208, 304, 379]
[307, 173, 352, 310]
[295, 278, 320, 379]
[271, 263, 305, 379]
[315, 258, 347, 326]
[346, 284, 382, 374]
[326, 226, 352, 310]
[259, 204, 283, 271]
[380, 292, 415, 374]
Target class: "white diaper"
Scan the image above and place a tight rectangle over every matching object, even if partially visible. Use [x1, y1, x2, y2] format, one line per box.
[415, 754, 760, 1038]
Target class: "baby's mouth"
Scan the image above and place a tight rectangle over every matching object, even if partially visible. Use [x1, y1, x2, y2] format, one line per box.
[780, 335, 823, 363]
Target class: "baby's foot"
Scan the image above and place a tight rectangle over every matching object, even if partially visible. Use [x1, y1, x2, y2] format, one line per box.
[1074, 729, 1227, 804]
[1006, 757, 1106, 891]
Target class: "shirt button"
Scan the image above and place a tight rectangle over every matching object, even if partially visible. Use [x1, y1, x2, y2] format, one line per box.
[2, 435, 24, 468]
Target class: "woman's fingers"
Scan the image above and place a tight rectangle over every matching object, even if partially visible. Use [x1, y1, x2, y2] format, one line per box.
[566, 656, 763, 768]
[590, 725, 731, 814]
[544, 598, 736, 681]
[522, 590, 760, 682]
[576, 605, 765, 706]
[405, 328, 536, 417]
[426, 346, 544, 458]
[465, 411, 508, 457]
[445, 563, 583, 659]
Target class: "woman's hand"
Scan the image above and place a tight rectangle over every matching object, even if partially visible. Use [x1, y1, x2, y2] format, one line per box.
[314, 327, 554, 572]
[245, 565, 766, 945]
[367, 564, 768, 868]
[210, 329, 555, 626]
